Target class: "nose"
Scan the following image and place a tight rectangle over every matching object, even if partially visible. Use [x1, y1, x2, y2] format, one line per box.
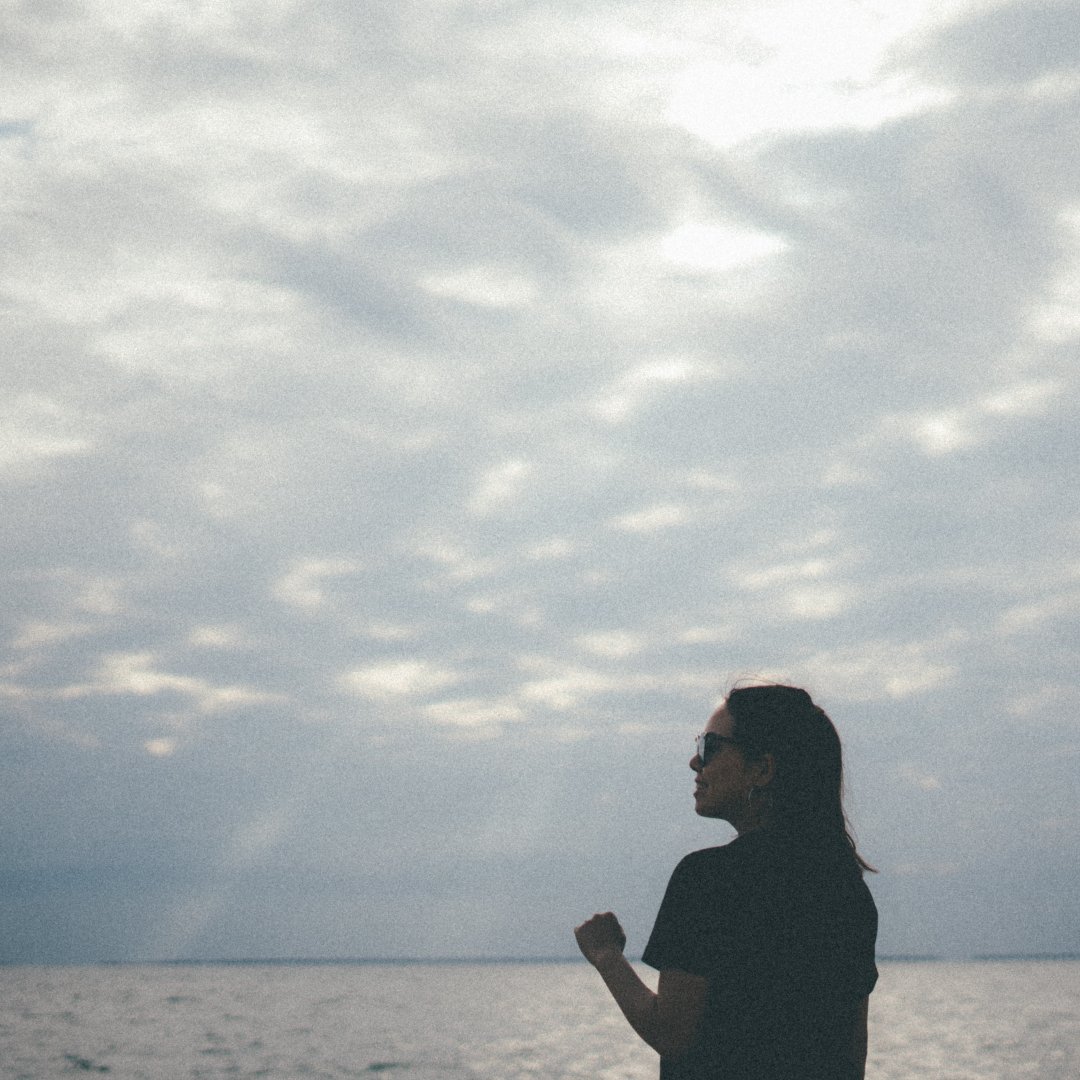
[690, 753, 703, 772]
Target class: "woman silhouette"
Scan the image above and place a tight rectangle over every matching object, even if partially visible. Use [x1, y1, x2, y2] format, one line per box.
[575, 684, 878, 1080]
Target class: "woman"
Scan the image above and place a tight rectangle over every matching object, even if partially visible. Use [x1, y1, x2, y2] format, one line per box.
[575, 684, 878, 1080]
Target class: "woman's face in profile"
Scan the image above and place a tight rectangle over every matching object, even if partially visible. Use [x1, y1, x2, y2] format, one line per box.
[691, 704, 754, 825]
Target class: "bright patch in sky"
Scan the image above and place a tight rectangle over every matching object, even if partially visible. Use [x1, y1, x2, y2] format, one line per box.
[667, 0, 956, 145]
[576, 630, 648, 658]
[2, 394, 91, 470]
[469, 460, 534, 515]
[609, 503, 693, 533]
[144, 737, 178, 758]
[422, 267, 538, 308]
[273, 558, 363, 611]
[593, 359, 699, 422]
[1027, 209, 1080, 341]
[661, 222, 787, 271]
[341, 660, 462, 700]
[424, 697, 525, 729]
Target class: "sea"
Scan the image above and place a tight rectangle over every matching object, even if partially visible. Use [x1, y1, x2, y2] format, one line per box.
[1, 959, 1078, 1079]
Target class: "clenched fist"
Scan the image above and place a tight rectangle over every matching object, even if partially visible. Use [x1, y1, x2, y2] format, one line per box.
[574, 911, 627, 968]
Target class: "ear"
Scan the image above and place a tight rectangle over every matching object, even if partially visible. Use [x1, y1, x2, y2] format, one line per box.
[750, 752, 776, 788]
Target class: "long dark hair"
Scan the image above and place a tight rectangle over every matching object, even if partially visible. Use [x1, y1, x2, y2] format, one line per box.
[726, 683, 875, 874]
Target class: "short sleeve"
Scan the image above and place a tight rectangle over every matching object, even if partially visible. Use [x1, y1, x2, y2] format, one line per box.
[641, 852, 729, 977]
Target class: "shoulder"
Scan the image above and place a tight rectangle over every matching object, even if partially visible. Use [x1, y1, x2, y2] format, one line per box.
[679, 831, 777, 870]
[668, 840, 744, 888]
[674, 841, 737, 869]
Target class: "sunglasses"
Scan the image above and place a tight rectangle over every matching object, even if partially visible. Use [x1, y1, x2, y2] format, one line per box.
[695, 732, 740, 767]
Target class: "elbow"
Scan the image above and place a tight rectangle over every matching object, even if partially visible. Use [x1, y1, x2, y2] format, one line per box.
[647, 1008, 697, 1059]
[651, 1030, 694, 1059]
[648, 970, 707, 1058]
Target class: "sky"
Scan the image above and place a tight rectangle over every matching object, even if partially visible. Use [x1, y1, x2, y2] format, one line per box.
[2, 0, 1079, 965]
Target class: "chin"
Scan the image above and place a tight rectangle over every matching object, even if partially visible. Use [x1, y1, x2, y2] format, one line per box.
[697, 800, 734, 823]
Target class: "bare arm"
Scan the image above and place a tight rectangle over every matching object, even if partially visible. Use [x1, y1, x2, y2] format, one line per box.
[574, 912, 708, 1058]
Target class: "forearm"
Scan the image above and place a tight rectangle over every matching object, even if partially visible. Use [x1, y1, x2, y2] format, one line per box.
[575, 911, 705, 1057]
[590, 952, 667, 1054]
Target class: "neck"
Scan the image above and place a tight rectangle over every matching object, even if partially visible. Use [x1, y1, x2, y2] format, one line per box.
[731, 804, 770, 835]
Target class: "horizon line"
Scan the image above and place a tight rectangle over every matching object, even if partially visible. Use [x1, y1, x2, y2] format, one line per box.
[3, 952, 1079, 967]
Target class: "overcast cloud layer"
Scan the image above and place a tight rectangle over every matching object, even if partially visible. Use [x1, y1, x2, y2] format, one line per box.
[3, 0, 1079, 964]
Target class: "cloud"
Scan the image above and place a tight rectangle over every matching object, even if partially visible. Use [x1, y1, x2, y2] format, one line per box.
[272, 557, 364, 611]
[423, 697, 525, 730]
[608, 503, 693, 533]
[793, 637, 961, 701]
[669, 0, 955, 147]
[58, 652, 285, 715]
[575, 630, 649, 659]
[997, 589, 1080, 635]
[516, 657, 629, 713]
[468, 459, 534, 516]
[591, 358, 705, 423]
[0, 393, 94, 474]
[339, 659, 463, 701]
[4, 0, 1080, 962]
[143, 737, 178, 758]
[12, 620, 94, 650]
[906, 0, 1080, 88]
[1005, 684, 1080, 724]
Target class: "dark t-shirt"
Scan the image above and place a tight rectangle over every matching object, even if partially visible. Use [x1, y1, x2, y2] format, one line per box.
[642, 830, 878, 1080]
